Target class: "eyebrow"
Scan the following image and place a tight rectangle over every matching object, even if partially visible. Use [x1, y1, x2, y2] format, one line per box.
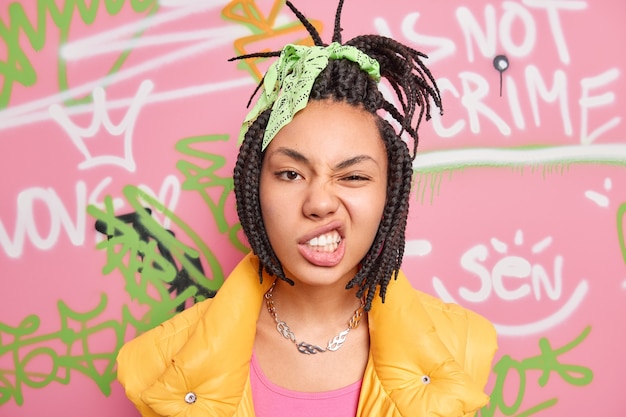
[271, 147, 379, 170]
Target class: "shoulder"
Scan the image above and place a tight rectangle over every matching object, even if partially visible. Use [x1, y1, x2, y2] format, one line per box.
[412, 286, 498, 390]
[385, 270, 496, 348]
[116, 299, 213, 413]
[116, 253, 269, 415]
[365, 274, 497, 416]
[380, 270, 497, 385]
[117, 253, 261, 373]
[124, 298, 213, 356]
[416, 289, 495, 339]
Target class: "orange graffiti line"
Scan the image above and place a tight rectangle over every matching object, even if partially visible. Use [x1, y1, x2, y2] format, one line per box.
[233, 26, 321, 81]
[222, 0, 323, 81]
[223, 0, 269, 27]
[223, 0, 289, 28]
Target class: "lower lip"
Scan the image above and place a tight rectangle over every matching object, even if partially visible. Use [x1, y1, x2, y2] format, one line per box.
[297, 239, 346, 267]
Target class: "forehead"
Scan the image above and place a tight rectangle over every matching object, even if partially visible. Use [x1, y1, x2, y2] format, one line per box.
[265, 100, 386, 163]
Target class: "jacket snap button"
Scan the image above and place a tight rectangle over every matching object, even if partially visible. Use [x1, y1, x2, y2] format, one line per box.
[184, 392, 197, 404]
[421, 375, 431, 384]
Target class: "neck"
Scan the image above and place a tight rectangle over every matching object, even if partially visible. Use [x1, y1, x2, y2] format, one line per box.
[272, 278, 362, 324]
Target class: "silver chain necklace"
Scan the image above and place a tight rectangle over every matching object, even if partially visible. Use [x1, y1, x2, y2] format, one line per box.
[264, 280, 365, 355]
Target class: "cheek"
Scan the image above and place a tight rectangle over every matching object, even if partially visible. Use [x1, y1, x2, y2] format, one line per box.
[260, 186, 289, 220]
[369, 189, 387, 232]
[348, 186, 387, 224]
[259, 182, 292, 241]
[259, 172, 276, 214]
[259, 179, 275, 232]
[260, 195, 278, 233]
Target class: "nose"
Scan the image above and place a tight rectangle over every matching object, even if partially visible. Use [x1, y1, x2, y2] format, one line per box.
[302, 181, 339, 219]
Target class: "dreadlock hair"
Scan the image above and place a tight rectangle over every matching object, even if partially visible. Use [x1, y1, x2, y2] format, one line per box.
[232, 0, 442, 311]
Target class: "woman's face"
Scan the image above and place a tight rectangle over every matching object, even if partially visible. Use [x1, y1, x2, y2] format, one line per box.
[259, 100, 388, 287]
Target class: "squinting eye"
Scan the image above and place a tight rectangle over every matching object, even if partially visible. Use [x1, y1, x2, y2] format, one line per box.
[344, 175, 369, 181]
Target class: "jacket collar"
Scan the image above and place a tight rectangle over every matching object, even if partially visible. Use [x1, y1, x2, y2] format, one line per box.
[141, 254, 487, 416]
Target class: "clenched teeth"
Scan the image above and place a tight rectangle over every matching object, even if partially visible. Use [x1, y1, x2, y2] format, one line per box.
[307, 231, 341, 252]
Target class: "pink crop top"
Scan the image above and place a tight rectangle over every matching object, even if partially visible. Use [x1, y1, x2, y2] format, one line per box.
[250, 351, 362, 417]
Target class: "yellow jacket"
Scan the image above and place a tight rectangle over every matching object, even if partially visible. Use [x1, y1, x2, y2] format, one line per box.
[117, 253, 497, 416]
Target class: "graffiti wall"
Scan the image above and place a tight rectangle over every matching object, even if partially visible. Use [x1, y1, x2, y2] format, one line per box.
[1, 0, 624, 415]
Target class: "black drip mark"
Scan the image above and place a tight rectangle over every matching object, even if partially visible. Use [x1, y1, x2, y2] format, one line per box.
[94, 207, 215, 312]
[493, 55, 509, 97]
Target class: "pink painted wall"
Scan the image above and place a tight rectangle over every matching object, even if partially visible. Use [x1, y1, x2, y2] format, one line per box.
[1, 0, 625, 415]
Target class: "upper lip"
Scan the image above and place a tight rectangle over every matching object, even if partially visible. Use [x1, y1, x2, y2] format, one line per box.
[297, 220, 344, 244]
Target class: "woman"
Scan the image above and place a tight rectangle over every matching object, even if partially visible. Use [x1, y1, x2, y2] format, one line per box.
[116, 1, 497, 416]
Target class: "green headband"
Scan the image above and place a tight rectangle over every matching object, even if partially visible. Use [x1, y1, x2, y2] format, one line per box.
[238, 42, 381, 150]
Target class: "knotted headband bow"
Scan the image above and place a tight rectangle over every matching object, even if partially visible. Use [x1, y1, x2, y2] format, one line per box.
[238, 42, 381, 150]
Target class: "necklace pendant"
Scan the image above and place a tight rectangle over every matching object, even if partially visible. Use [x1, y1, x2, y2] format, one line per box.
[276, 321, 296, 342]
[326, 329, 350, 351]
[297, 342, 326, 355]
